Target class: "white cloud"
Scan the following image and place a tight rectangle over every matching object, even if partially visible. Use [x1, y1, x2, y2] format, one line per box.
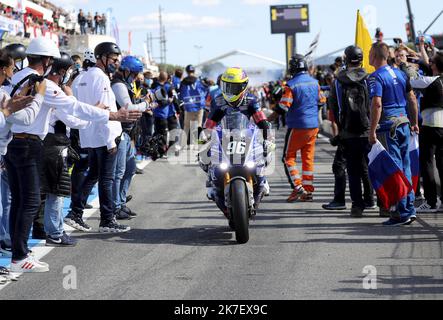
[242, 0, 282, 5]
[192, 0, 221, 6]
[124, 12, 233, 31]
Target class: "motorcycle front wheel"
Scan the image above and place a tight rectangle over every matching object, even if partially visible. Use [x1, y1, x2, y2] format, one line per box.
[230, 179, 249, 244]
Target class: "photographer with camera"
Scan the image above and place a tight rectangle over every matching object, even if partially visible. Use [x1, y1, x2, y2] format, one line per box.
[4, 38, 142, 273]
[0, 48, 46, 259]
[326, 46, 375, 218]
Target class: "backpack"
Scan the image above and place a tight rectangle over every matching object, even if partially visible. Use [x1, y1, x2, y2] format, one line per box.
[336, 78, 369, 134]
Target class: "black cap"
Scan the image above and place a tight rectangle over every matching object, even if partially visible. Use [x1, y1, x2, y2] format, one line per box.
[289, 54, 307, 75]
[52, 52, 74, 74]
[344, 45, 363, 65]
[185, 64, 195, 73]
[4, 43, 27, 60]
[94, 42, 121, 59]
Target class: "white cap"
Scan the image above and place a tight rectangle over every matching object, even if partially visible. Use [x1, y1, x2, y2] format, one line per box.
[83, 49, 96, 63]
[26, 37, 61, 59]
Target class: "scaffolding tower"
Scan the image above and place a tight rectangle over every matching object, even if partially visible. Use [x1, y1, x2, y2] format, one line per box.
[146, 6, 167, 65]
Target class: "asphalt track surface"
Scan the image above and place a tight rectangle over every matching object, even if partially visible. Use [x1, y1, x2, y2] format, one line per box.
[1, 132, 443, 300]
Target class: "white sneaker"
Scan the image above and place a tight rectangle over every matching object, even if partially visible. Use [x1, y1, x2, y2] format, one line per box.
[415, 202, 437, 213]
[438, 203, 443, 213]
[28, 250, 49, 267]
[263, 180, 270, 196]
[10, 255, 49, 273]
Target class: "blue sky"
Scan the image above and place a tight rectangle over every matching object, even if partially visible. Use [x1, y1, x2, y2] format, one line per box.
[52, 0, 442, 67]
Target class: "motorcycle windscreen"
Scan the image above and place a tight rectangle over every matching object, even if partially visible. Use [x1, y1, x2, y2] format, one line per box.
[219, 112, 256, 166]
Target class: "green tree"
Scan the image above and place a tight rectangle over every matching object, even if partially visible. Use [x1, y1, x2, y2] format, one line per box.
[158, 63, 184, 75]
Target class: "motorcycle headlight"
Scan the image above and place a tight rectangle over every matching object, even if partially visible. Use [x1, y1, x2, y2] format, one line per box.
[246, 161, 255, 169]
[220, 163, 229, 170]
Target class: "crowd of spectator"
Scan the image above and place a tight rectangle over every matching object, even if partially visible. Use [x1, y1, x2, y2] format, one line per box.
[77, 9, 107, 35]
[0, 1, 108, 46]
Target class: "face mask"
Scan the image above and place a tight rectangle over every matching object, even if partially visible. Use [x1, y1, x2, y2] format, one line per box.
[135, 79, 141, 88]
[106, 63, 117, 75]
[145, 79, 153, 87]
[127, 75, 135, 84]
[14, 61, 22, 72]
[74, 63, 81, 70]
[61, 69, 73, 85]
[43, 66, 52, 77]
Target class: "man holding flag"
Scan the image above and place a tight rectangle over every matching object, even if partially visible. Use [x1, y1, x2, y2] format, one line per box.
[368, 41, 419, 226]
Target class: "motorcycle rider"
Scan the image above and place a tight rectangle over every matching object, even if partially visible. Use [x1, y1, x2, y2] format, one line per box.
[201, 67, 272, 215]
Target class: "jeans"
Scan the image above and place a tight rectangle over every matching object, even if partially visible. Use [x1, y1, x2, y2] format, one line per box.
[378, 123, 416, 219]
[0, 159, 11, 244]
[44, 194, 64, 238]
[342, 138, 374, 209]
[113, 133, 136, 211]
[419, 126, 443, 207]
[5, 138, 43, 261]
[70, 150, 90, 212]
[71, 147, 117, 223]
[80, 24, 86, 35]
[332, 143, 347, 204]
[121, 140, 136, 207]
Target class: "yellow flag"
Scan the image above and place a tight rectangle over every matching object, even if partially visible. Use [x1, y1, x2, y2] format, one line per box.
[355, 10, 375, 73]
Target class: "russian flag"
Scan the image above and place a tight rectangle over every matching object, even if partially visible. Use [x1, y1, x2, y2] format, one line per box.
[409, 134, 420, 193]
[368, 141, 412, 210]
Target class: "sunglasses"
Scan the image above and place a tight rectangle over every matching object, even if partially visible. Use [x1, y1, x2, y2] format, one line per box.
[107, 56, 119, 64]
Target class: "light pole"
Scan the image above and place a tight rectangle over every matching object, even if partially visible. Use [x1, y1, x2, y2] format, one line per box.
[194, 45, 203, 65]
[406, 0, 416, 43]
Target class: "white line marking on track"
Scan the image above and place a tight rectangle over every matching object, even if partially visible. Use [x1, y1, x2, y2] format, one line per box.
[0, 159, 151, 291]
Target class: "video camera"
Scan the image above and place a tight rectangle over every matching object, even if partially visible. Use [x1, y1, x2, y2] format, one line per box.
[139, 133, 168, 161]
[20, 74, 46, 96]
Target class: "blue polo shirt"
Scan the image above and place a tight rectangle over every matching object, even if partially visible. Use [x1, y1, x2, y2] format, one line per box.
[368, 65, 411, 121]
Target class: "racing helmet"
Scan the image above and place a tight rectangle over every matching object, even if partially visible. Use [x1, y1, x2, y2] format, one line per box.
[220, 67, 249, 106]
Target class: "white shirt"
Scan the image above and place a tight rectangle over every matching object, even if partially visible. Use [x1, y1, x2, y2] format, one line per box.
[6, 67, 110, 140]
[75, 67, 122, 150]
[411, 76, 443, 128]
[71, 70, 86, 98]
[48, 108, 91, 136]
[0, 88, 44, 155]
